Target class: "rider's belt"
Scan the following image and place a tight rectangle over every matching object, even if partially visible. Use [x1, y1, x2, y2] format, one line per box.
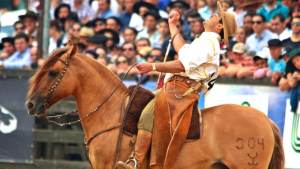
[169, 75, 198, 88]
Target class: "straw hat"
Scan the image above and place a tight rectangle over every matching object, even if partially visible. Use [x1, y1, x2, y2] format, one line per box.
[79, 27, 94, 37]
[217, 1, 237, 46]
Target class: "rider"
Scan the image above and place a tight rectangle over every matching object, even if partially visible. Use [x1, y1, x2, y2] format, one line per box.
[117, 2, 237, 169]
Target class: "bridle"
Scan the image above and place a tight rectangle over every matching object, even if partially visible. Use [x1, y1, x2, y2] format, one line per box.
[42, 58, 143, 169]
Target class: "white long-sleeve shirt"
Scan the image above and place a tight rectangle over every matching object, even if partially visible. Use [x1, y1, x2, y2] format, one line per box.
[164, 32, 221, 96]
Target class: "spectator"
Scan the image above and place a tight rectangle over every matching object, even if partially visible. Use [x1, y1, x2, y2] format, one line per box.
[279, 49, 300, 112]
[77, 43, 87, 53]
[168, 0, 190, 33]
[93, 18, 106, 33]
[246, 14, 274, 53]
[282, 16, 300, 50]
[146, 48, 163, 63]
[121, 42, 137, 65]
[253, 54, 270, 79]
[18, 11, 38, 44]
[227, 0, 246, 27]
[79, 27, 94, 46]
[144, 0, 169, 18]
[198, 0, 218, 21]
[136, 38, 151, 53]
[130, 1, 158, 31]
[71, 22, 82, 37]
[1, 37, 16, 59]
[54, 3, 71, 28]
[268, 39, 286, 84]
[118, 0, 137, 32]
[235, 27, 247, 43]
[95, 0, 115, 19]
[236, 51, 257, 78]
[158, 19, 170, 45]
[271, 14, 292, 41]
[96, 46, 108, 58]
[243, 14, 254, 36]
[257, 0, 289, 23]
[123, 27, 138, 43]
[68, 0, 94, 24]
[282, 0, 297, 10]
[136, 11, 161, 48]
[191, 18, 205, 39]
[99, 29, 120, 52]
[29, 46, 38, 69]
[113, 55, 139, 76]
[197, 0, 206, 10]
[225, 42, 248, 77]
[49, 20, 62, 54]
[97, 57, 108, 66]
[106, 17, 121, 33]
[186, 11, 201, 39]
[13, 21, 25, 35]
[241, 0, 264, 15]
[64, 12, 80, 33]
[221, 0, 233, 12]
[86, 34, 108, 50]
[0, 33, 31, 69]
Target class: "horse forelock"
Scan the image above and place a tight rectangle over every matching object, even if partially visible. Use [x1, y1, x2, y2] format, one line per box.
[28, 48, 70, 98]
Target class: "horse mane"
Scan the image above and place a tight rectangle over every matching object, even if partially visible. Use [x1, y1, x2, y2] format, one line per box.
[28, 47, 70, 95]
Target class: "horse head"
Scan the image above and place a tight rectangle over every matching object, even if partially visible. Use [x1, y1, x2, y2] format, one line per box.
[26, 41, 78, 116]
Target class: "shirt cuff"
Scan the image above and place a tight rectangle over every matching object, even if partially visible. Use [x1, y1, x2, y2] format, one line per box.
[178, 44, 190, 73]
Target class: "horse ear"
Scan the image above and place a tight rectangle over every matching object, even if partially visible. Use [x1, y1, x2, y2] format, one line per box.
[65, 44, 78, 59]
[65, 40, 73, 48]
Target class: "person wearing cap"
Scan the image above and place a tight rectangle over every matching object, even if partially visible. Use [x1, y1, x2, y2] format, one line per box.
[19, 10, 38, 43]
[78, 27, 94, 46]
[1, 37, 16, 59]
[225, 42, 248, 77]
[267, 39, 286, 84]
[136, 11, 162, 48]
[117, 2, 237, 169]
[253, 54, 270, 79]
[64, 12, 80, 32]
[235, 51, 257, 78]
[92, 18, 106, 33]
[86, 34, 108, 50]
[246, 14, 275, 53]
[279, 48, 300, 112]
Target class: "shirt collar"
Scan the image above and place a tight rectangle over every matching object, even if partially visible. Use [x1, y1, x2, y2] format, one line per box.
[264, 1, 278, 12]
[255, 29, 267, 39]
[200, 32, 221, 42]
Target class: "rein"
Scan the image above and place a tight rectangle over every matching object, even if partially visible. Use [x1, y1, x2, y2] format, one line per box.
[43, 59, 143, 169]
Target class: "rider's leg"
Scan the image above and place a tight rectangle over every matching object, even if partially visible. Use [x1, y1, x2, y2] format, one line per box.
[116, 89, 161, 169]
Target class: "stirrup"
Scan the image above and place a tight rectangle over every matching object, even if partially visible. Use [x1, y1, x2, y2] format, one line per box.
[125, 157, 137, 169]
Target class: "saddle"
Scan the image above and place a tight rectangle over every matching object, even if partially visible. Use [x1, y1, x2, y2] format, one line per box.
[123, 85, 202, 140]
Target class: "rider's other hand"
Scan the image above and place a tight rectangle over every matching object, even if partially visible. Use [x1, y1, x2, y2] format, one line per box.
[169, 11, 180, 25]
[135, 62, 153, 74]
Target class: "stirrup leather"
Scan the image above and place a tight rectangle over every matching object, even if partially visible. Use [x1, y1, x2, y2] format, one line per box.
[125, 157, 137, 169]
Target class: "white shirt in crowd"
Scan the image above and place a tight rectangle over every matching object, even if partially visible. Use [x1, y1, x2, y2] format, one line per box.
[272, 28, 293, 41]
[164, 32, 221, 96]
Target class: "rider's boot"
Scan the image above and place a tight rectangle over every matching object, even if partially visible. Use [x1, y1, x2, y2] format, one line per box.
[116, 130, 152, 169]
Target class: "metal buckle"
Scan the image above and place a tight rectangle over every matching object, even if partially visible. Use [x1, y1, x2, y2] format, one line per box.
[125, 157, 137, 169]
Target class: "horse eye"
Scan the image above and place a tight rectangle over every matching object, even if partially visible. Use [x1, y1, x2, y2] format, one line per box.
[49, 71, 58, 77]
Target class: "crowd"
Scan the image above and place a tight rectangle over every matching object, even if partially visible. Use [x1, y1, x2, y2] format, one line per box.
[1, 0, 300, 101]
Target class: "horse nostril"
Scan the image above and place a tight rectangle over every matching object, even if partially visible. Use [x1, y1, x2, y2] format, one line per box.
[27, 102, 34, 109]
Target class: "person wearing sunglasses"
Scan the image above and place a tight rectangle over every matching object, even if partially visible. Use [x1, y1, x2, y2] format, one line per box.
[13, 21, 25, 35]
[282, 16, 300, 51]
[121, 42, 137, 65]
[246, 14, 275, 53]
[117, 2, 237, 169]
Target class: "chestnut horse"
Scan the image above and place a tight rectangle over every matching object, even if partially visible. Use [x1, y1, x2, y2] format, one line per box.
[26, 43, 284, 169]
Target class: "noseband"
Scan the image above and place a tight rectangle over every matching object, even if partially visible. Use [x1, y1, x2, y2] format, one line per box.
[42, 58, 142, 169]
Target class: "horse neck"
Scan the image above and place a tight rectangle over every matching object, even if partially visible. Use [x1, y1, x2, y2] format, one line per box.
[72, 54, 129, 139]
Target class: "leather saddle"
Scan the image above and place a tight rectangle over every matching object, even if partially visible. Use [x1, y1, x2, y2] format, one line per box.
[124, 85, 202, 140]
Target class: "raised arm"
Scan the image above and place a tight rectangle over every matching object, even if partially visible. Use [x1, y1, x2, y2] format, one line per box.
[168, 11, 186, 54]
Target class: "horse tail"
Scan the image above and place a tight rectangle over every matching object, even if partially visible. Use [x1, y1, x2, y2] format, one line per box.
[268, 120, 285, 169]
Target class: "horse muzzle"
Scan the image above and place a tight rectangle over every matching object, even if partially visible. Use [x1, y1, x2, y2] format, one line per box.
[26, 97, 46, 116]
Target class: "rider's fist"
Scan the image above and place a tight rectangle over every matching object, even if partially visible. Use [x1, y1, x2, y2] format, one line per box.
[168, 11, 180, 25]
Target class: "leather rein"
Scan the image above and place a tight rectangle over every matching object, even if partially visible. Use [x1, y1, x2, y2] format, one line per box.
[43, 59, 143, 169]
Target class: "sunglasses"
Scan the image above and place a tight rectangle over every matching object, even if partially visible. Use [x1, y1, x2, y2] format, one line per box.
[252, 21, 262, 25]
[117, 60, 128, 65]
[73, 28, 80, 31]
[122, 48, 134, 51]
[292, 8, 300, 12]
[292, 22, 300, 26]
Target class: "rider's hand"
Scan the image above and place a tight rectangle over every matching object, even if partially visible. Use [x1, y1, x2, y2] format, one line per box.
[169, 11, 180, 25]
[135, 62, 153, 74]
